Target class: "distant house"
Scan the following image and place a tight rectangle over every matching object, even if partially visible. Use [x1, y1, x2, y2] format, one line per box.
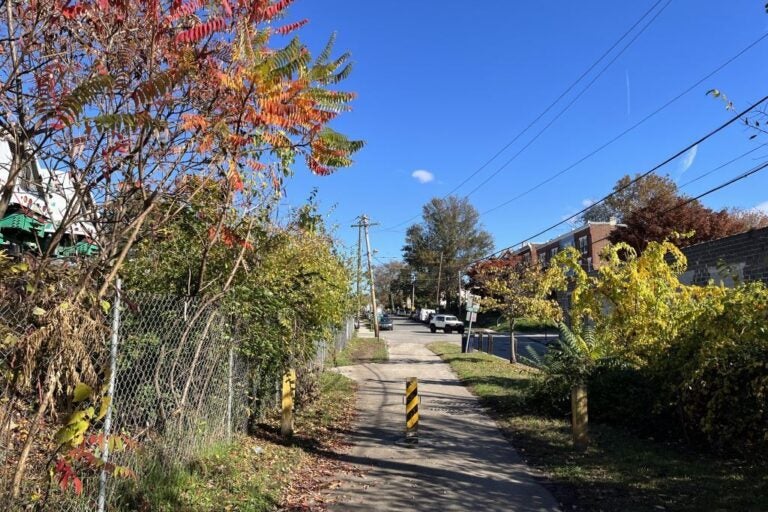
[511, 219, 623, 272]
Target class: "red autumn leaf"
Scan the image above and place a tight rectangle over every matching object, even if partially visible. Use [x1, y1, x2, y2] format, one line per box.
[228, 170, 244, 192]
[264, 0, 296, 19]
[221, 0, 233, 17]
[275, 19, 308, 35]
[72, 476, 83, 495]
[61, 3, 87, 19]
[166, 0, 203, 21]
[54, 458, 82, 494]
[175, 17, 226, 44]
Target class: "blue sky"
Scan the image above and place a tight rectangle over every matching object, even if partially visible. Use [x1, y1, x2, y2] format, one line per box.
[279, 1, 768, 260]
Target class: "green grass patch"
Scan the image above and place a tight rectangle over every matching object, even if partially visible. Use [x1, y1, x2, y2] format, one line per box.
[428, 342, 768, 512]
[118, 372, 356, 511]
[333, 335, 388, 366]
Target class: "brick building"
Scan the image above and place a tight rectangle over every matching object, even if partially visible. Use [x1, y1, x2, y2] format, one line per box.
[511, 220, 622, 271]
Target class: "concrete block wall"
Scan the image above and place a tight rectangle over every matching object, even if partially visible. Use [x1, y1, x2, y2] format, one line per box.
[680, 227, 768, 286]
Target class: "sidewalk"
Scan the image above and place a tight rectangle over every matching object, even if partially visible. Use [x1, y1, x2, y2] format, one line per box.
[328, 326, 561, 511]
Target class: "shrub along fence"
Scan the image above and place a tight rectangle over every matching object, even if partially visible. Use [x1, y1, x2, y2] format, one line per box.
[0, 289, 353, 511]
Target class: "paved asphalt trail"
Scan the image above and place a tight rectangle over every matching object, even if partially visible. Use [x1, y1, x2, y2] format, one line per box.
[328, 317, 560, 511]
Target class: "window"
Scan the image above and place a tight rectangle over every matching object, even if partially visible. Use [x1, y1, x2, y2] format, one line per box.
[549, 247, 558, 260]
[578, 235, 588, 255]
[8, 141, 39, 194]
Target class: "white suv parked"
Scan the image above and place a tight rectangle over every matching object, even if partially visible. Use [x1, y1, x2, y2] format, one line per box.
[430, 315, 465, 334]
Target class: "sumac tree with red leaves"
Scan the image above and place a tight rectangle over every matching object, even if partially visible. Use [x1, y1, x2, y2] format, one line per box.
[1, 0, 361, 501]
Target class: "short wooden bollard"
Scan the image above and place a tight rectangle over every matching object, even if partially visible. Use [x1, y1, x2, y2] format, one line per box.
[405, 377, 419, 444]
[571, 384, 589, 449]
[281, 369, 297, 437]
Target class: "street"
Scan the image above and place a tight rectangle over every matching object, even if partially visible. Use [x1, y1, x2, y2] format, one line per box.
[328, 317, 561, 511]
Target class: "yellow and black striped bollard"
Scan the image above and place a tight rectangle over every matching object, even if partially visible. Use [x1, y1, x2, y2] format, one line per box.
[405, 377, 419, 444]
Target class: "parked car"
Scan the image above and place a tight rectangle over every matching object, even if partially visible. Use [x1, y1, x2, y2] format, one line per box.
[430, 314, 465, 334]
[379, 315, 394, 331]
[418, 308, 435, 323]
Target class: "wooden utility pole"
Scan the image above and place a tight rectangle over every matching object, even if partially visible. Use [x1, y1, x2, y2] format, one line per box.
[355, 224, 362, 322]
[458, 270, 463, 310]
[435, 252, 443, 310]
[353, 215, 380, 337]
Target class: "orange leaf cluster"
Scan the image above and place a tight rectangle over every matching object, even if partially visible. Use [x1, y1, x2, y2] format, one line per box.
[180, 113, 209, 131]
[208, 226, 254, 250]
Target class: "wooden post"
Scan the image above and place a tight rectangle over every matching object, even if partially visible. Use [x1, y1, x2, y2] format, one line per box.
[571, 383, 589, 449]
[281, 369, 297, 437]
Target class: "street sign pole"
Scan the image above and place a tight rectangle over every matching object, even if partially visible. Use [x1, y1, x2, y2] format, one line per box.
[464, 295, 480, 353]
[466, 314, 474, 353]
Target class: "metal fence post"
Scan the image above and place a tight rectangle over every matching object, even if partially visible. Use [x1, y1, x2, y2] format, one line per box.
[98, 278, 121, 512]
[227, 346, 234, 442]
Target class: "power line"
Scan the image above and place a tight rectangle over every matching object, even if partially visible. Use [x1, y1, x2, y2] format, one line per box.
[379, 0, 668, 231]
[677, 143, 768, 189]
[381, 24, 768, 237]
[449, 0, 667, 196]
[669, 160, 768, 212]
[584, 159, 768, 248]
[478, 31, 768, 216]
[464, 94, 768, 268]
[463, 0, 672, 198]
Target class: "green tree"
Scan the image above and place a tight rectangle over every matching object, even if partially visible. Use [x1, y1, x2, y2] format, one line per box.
[403, 196, 493, 309]
[468, 254, 562, 363]
[580, 173, 678, 223]
[373, 260, 408, 311]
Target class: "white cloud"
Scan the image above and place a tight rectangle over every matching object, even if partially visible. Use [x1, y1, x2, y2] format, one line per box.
[679, 144, 698, 174]
[411, 169, 434, 184]
[581, 198, 595, 207]
[753, 201, 768, 215]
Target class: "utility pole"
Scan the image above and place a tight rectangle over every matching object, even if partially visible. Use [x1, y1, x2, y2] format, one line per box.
[355, 224, 362, 323]
[458, 270, 463, 311]
[411, 275, 416, 312]
[435, 252, 443, 311]
[353, 215, 380, 338]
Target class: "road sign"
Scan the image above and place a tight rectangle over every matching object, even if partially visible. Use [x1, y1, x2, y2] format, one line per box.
[466, 295, 481, 313]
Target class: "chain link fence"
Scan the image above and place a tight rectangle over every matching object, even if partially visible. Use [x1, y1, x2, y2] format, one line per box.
[313, 316, 354, 369]
[1, 287, 355, 511]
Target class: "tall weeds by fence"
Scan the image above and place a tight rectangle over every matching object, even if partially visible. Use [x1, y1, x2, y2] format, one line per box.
[0, 291, 353, 510]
